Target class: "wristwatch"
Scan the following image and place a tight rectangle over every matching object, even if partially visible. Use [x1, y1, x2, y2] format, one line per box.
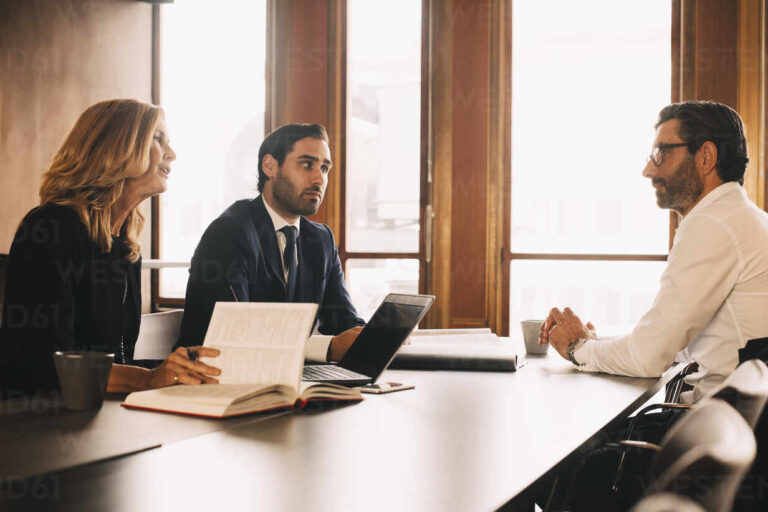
[566, 339, 589, 367]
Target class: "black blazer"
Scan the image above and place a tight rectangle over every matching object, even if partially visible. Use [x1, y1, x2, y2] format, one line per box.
[178, 196, 364, 347]
[0, 204, 141, 395]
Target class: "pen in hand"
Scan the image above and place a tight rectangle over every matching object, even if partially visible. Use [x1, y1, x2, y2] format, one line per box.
[229, 284, 239, 302]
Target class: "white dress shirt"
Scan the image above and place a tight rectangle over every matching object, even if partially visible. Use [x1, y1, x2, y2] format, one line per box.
[574, 182, 768, 402]
[263, 198, 333, 362]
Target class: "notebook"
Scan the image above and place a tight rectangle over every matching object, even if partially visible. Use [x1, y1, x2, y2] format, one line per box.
[390, 329, 519, 371]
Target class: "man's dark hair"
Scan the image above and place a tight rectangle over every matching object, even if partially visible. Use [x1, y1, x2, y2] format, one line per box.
[655, 101, 749, 185]
[257, 123, 329, 192]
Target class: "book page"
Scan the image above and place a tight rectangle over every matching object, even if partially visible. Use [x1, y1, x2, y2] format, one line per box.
[200, 302, 318, 387]
[125, 384, 277, 407]
[123, 383, 297, 417]
[299, 381, 362, 401]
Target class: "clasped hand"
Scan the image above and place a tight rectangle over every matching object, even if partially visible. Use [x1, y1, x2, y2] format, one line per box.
[538, 307, 597, 360]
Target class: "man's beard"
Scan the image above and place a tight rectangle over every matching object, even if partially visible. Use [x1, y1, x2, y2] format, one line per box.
[272, 168, 323, 217]
[653, 155, 703, 214]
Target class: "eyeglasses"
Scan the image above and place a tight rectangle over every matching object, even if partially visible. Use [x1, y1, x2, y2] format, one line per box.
[648, 142, 689, 167]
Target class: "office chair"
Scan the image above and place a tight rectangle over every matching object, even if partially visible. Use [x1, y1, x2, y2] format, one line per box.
[607, 361, 699, 453]
[558, 362, 698, 503]
[612, 360, 768, 494]
[630, 492, 705, 512]
[131, 309, 184, 368]
[561, 399, 755, 512]
[559, 361, 768, 512]
[733, 339, 768, 512]
[639, 399, 756, 512]
[664, 361, 699, 403]
[546, 363, 699, 510]
[708, 359, 768, 427]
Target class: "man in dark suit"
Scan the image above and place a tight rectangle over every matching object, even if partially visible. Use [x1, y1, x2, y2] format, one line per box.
[178, 124, 365, 362]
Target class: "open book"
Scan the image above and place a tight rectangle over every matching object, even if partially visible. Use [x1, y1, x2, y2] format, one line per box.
[123, 303, 362, 418]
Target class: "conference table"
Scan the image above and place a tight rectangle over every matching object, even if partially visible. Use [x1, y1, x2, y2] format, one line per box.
[0, 339, 667, 511]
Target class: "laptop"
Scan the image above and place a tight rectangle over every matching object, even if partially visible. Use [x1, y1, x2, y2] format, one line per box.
[302, 293, 435, 386]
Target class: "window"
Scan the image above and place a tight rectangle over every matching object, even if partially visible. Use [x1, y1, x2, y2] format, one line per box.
[510, 0, 672, 334]
[345, 0, 423, 319]
[156, 1, 267, 301]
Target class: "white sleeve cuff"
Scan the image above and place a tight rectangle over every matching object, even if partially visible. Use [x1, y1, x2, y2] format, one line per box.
[572, 338, 600, 372]
[305, 335, 333, 362]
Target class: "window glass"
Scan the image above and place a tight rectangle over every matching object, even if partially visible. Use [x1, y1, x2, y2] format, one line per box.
[159, 1, 267, 298]
[510, 260, 666, 337]
[346, 259, 420, 321]
[511, 0, 671, 255]
[346, 0, 422, 253]
[509, 1, 672, 336]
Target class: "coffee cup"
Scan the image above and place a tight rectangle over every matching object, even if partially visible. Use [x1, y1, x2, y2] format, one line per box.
[53, 351, 114, 410]
[521, 320, 549, 355]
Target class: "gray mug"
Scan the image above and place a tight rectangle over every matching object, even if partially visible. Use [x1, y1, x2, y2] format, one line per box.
[521, 320, 549, 355]
[53, 351, 114, 410]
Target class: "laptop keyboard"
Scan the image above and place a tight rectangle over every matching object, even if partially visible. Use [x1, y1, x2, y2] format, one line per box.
[302, 365, 368, 381]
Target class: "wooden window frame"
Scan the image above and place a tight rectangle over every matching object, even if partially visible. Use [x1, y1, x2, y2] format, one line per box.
[149, 4, 175, 310]
[150, 3, 272, 310]
[148, 1, 691, 329]
[339, 0, 429, 297]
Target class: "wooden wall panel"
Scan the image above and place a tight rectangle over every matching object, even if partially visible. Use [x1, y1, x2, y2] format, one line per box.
[738, 0, 765, 208]
[488, 0, 511, 335]
[426, 0, 454, 329]
[267, 0, 343, 233]
[276, 1, 330, 124]
[448, 0, 490, 326]
[692, 0, 739, 104]
[0, 0, 153, 308]
[428, 0, 502, 330]
[680, 0, 765, 208]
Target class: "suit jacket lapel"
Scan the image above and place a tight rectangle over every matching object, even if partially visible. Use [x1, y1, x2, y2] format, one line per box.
[250, 196, 287, 293]
[297, 219, 323, 302]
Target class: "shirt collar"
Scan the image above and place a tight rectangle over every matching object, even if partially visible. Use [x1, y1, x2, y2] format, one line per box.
[683, 181, 742, 219]
[262, 195, 301, 235]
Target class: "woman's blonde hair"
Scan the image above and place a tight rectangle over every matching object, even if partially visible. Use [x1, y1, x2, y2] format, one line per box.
[39, 99, 163, 262]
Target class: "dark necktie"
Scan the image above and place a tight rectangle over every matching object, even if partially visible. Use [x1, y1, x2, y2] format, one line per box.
[280, 226, 298, 301]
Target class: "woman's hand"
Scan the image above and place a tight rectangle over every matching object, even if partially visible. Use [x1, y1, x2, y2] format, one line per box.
[144, 347, 222, 389]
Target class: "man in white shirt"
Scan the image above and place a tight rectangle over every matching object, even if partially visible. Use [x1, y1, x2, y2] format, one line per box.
[541, 101, 768, 402]
[179, 124, 365, 362]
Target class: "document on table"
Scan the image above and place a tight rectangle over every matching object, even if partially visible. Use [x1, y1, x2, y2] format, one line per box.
[408, 328, 502, 348]
[200, 302, 318, 387]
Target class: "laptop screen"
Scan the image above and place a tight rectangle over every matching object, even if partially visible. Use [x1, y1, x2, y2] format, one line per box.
[339, 296, 432, 380]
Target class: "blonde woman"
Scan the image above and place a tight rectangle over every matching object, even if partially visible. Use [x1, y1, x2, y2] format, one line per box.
[0, 99, 220, 396]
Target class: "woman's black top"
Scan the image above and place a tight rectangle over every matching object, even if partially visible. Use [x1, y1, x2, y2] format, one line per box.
[0, 204, 141, 395]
